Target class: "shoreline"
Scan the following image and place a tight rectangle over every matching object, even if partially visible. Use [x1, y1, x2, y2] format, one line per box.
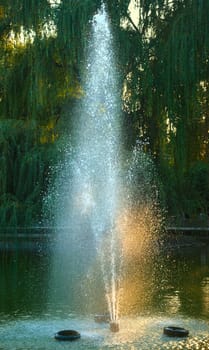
[0, 227, 209, 252]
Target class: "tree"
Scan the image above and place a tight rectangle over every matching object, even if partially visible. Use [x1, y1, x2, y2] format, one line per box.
[0, 0, 100, 226]
[119, 0, 209, 217]
[1, 0, 209, 225]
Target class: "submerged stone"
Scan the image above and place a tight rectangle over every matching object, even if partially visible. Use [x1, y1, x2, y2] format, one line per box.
[110, 322, 119, 332]
[54, 330, 81, 341]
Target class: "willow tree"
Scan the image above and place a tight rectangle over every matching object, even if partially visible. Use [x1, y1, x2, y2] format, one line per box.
[148, 0, 209, 216]
[118, 0, 209, 217]
[1, 0, 209, 225]
[0, 0, 101, 226]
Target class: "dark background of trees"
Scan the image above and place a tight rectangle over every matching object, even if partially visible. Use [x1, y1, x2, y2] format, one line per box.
[0, 0, 209, 226]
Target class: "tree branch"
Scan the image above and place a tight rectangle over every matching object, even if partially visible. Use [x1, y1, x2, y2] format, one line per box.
[125, 12, 141, 34]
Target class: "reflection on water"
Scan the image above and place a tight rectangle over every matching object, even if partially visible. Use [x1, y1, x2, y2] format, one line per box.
[0, 239, 209, 320]
[149, 244, 209, 319]
[0, 248, 50, 316]
[1, 238, 209, 349]
[202, 277, 209, 314]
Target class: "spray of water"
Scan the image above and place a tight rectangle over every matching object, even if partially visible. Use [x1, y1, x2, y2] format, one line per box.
[44, 4, 122, 324]
[44, 4, 164, 330]
[81, 4, 122, 324]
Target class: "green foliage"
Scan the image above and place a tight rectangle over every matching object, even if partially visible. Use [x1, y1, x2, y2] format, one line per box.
[186, 162, 209, 213]
[0, 120, 54, 226]
[119, 0, 209, 220]
[0, 0, 209, 226]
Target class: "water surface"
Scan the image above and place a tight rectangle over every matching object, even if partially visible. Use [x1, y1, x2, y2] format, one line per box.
[1, 237, 209, 349]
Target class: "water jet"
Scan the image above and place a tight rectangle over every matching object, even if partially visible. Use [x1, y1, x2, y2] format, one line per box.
[45, 2, 163, 337]
[47, 3, 124, 329]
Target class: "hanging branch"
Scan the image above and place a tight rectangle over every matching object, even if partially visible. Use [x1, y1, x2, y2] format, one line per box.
[125, 12, 141, 34]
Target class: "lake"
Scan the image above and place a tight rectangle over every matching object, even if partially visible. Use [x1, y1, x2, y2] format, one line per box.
[0, 234, 209, 349]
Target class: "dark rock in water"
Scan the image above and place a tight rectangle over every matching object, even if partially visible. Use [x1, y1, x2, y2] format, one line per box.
[54, 330, 81, 341]
[110, 322, 119, 332]
[163, 326, 189, 337]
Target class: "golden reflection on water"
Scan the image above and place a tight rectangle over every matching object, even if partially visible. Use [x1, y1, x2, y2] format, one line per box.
[118, 275, 153, 316]
[116, 206, 160, 262]
[202, 277, 209, 313]
[115, 205, 162, 316]
[84, 203, 164, 318]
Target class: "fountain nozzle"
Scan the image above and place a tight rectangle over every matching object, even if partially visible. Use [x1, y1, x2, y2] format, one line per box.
[110, 322, 119, 332]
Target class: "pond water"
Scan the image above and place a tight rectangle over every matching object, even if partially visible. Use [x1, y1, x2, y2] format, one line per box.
[1, 236, 209, 349]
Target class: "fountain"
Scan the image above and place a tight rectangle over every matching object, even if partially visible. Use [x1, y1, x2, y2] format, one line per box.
[44, 3, 163, 335]
[2, 4, 209, 350]
[46, 3, 122, 332]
